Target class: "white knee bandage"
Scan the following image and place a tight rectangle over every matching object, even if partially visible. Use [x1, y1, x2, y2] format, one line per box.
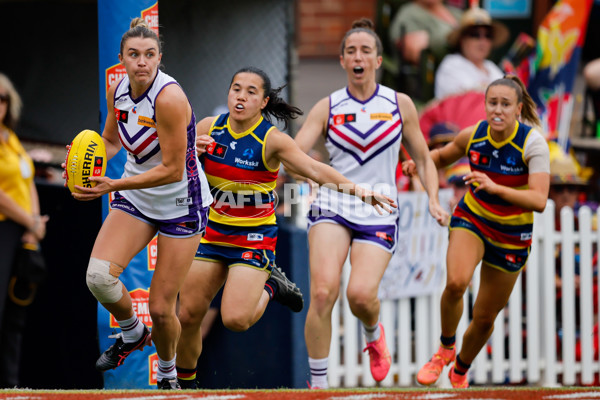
[86, 257, 124, 304]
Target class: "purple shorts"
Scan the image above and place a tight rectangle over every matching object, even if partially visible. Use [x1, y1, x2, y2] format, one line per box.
[110, 192, 209, 238]
[307, 206, 398, 252]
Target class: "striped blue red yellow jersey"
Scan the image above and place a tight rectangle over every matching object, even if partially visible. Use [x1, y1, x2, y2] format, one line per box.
[201, 113, 280, 250]
[454, 120, 535, 248]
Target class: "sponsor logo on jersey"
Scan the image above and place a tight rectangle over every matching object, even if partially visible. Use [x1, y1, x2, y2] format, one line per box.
[370, 113, 393, 121]
[243, 148, 254, 158]
[332, 113, 356, 125]
[176, 197, 193, 206]
[132, 106, 137, 114]
[521, 232, 532, 241]
[230, 141, 237, 150]
[206, 142, 228, 158]
[247, 233, 264, 241]
[115, 108, 129, 123]
[93, 156, 104, 177]
[211, 129, 225, 137]
[500, 164, 524, 173]
[469, 150, 491, 167]
[138, 115, 156, 128]
[235, 157, 259, 169]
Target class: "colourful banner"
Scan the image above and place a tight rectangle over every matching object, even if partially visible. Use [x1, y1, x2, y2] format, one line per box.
[97, 0, 159, 389]
[525, 0, 592, 143]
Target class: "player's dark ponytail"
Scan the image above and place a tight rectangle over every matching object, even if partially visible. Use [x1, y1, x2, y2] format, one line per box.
[231, 67, 303, 130]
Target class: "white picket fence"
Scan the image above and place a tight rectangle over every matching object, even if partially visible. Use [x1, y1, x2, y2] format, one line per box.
[328, 201, 600, 387]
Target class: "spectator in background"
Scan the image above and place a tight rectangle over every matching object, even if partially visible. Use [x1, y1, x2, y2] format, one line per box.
[389, 0, 462, 66]
[427, 122, 460, 188]
[445, 157, 470, 211]
[0, 72, 48, 388]
[435, 7, 509, 99]
[549, 155, 588, 228]
[583, 58, 600, 133]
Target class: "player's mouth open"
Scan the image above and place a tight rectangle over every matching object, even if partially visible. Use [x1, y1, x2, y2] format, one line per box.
[235, 104, 244, 110]
[353, 66, 364, 75]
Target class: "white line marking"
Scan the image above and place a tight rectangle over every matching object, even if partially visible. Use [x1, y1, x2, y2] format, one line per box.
[329, 395, 392, 400]
[545, 394, 600, 399]
[108, 396, 244, 400]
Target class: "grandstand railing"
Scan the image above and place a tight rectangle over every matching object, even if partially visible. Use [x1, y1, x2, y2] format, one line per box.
[328, 200, 599, 387]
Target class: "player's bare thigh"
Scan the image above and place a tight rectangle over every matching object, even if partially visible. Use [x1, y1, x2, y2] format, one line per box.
[91, 209, 157, 267]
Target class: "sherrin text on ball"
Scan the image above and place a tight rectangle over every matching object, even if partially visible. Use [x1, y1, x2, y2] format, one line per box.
[65, 130, 107, 193]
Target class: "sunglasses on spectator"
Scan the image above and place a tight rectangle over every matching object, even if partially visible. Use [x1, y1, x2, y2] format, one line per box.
[551, 184, 579, 193]
[0, 94, 8, 103]
[466, 29, 493, 40]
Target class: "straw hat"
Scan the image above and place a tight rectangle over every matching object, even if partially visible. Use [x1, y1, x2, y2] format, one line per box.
[447, 7, 510, 49]
[550, 157, 587, 186]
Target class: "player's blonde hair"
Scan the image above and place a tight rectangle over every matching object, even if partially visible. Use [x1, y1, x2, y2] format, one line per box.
[119, 17, 162, 55]
[0, 72, 23, 131]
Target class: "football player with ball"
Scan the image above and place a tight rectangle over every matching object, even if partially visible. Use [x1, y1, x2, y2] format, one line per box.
[63, 18, 212, 390]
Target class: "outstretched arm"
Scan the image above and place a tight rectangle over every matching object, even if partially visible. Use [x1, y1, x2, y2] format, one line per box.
[267, 129, 396, 214]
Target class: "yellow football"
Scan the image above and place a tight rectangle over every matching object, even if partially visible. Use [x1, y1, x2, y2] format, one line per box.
[65, 130, 107, 193]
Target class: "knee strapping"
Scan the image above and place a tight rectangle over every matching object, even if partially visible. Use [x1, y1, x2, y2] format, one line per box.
[86, 257, 124, 303]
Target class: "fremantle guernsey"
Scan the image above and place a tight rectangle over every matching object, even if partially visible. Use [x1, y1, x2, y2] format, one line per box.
[201, 113, 279, 251]
[313, 84, 401, 225]
[113, 70, 212, 220]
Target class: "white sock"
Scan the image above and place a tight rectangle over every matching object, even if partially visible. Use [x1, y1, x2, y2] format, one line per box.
[308, 357, 329, 389]
[363, 320, 381, 343]
[117, 315, 144, 343]
[157, 355, 177, 380]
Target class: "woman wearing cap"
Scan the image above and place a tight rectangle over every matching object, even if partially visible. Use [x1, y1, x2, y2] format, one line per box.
[403, 75, 549, 388]
[434, 7, 509, 100]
